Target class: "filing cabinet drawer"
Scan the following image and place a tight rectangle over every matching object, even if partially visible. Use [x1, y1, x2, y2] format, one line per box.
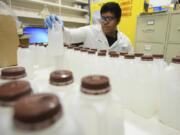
[168, 13, 180, 43]
[165, 44, 180, 63]
[136, 14, 169, 43]
[135, 42, 165, 55]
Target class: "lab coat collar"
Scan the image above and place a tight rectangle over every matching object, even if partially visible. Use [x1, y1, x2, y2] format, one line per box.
[96, 24, 122, 49]
[109, 30, 123, 49]
[97, 25, 109, 48]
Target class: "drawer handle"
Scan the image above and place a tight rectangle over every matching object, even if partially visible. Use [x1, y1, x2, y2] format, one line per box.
[143, 29, 155, 32]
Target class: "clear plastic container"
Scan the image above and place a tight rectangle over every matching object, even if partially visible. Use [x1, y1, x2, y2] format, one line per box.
[67, 75, 124, 135]
[153, 54, 167, 71]
[95, 52, 107, 75]
[37, 45, 47, 69]
[118, 54, 136, 109]
[17, 45, 34, 77]
[32, 69, 78, 113]
[131, 56, 159, 118]
[13, 115, 84, 135]
[107, 53, 121, 94]
[83, 50, 96, 77]
[119, 52, 128, 60]
[75, 49, 89, 83]
[134, 53, 144, 62]
[152, 54, 167, 110]
[0, 94, 84, 135]
[29, 45, 38, 68]
[159, 57, 180, 131]
[47, 22, 64, 69]
[63, 46, 75, 71]
[71, 47, 81, 81]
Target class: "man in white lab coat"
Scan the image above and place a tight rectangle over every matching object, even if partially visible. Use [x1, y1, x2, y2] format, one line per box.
[45, 2, 133, 53]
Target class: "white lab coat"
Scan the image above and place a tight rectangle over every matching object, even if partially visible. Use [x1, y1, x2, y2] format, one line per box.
[63, 24, 133, 53]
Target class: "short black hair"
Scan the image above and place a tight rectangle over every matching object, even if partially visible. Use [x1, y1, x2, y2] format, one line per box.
[100, 2, 122, 23]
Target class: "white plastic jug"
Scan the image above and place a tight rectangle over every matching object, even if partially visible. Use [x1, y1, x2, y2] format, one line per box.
[67, 75, 124, 135]
[17, 45, 33, 76]
[117, 55, 136, 109]
[47, 22, 64, 69]
[131, 56, 158, 118]
[159, 57, 180, 131]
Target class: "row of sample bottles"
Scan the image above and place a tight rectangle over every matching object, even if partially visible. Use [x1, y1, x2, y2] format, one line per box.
[16, 44, 180, 132]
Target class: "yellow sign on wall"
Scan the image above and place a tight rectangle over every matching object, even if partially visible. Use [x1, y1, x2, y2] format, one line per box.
[91, 0, 146, 46]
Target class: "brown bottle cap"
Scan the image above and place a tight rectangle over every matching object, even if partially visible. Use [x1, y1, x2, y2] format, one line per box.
[98, 52, 106, 56]
[153, 54, 164, 59]
[120, 52, 128, 56]
[39, 44, 44, 47]
[141, 56, 153, 61]
[80, 49, 88, 52]
[108, 51, 117, 55]
[135, 53, 144, 57]
[124, 54, 135, 59]
[99, 50, 107, 53]
[67, 46, 74, 49]
[50, 70, 73, 86]
[14, 93, 62, 128]
[44, 44, 48, 47]
[0, 81, 32, 106]
[91, 49, 97, 51]
[88, 50, 96, 54]
[19, 45, 28, 48]
[74, 47, 80, 51]
[109, 53, 119, 58]
[172, 57, 180, 64]
[1, 67, 27, 80]
[81, 75, 110, 95]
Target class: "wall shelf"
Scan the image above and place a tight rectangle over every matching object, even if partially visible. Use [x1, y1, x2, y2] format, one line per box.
[14, 9, 89, 25]
[3, 0, 90, 27]
[74, 0, 89, 5]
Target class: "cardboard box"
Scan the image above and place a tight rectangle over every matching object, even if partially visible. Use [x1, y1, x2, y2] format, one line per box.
[19, 35, 31, 47]
[0, 15, 19, 67]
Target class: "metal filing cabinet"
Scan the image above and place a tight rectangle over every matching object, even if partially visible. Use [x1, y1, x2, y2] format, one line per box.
[135, 12, 169, 56]
[165, 11, 180, 63]
[166, 44, 180, 63]
[135, 42, 165, 55]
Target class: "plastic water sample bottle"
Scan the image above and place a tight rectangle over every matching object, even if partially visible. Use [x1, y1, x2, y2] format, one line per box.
[159, 57, 180, 131]
[118, 54, 136, 109]
[47, 22, 64, 69]
[67, 75, 124, 135]
[131, 56, 158, 118]
[11, 93, 84, 135]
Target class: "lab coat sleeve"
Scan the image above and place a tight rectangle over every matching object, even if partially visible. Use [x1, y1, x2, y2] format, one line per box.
[120, 34, 134, 53]
[63, 26, 89, 44]
[126, 37, 134, 53]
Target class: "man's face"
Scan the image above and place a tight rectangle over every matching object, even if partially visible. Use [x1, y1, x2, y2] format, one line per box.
[100, 12, 119, 35]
